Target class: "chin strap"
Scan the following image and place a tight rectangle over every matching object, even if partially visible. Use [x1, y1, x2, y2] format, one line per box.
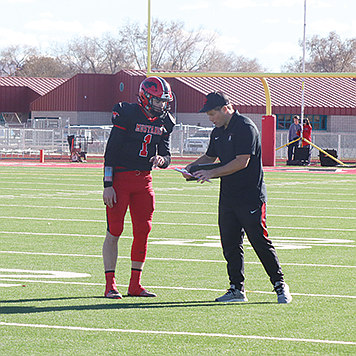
[138, 104, 160, 122]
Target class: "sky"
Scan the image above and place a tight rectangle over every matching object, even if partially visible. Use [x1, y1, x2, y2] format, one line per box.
[0, 0, 355, 72]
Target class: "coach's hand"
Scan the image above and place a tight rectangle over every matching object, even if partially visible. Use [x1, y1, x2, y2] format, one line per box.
[193, 169, 213, 184]
[103, 187, 117, 208]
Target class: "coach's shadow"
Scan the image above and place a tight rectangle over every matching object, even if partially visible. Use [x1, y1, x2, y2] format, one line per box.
[0, 296, 273, 314]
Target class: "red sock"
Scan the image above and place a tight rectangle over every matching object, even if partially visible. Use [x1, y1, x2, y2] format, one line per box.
[105, 271, 118, 295]
[128, 269, 144, 295]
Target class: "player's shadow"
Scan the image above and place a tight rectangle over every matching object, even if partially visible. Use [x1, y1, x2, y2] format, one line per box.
[0, 296, 273, 314]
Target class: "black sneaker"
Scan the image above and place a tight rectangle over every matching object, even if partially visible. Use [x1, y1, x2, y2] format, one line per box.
[274, 281, 292, 304]
[215, 285, 248, 302]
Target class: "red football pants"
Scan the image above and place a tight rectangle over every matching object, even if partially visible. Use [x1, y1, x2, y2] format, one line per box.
[106, 170, 155, 262]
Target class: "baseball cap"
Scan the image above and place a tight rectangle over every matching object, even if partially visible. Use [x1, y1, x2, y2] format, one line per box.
[198, 91, 230, 113]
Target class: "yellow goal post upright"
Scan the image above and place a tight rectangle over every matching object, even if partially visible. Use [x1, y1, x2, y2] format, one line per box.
[146, 0, 354, 167]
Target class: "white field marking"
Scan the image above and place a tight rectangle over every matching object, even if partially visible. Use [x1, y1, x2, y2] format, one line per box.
[0, 181, 99, 188]
[1, 204, 356, 220]
[1, 249, 355, 269]
[0, 196, 215, 204]
[0, 279, 355, 300]
[150, 235, 354, 250]
[0, 194, 103, 202]
[0, 283, 24, 287]
[0, 269, 90, 279]
[267, 204, 356, 211]
[268, 214, 356, 220]
[1, 216, 356, 231]
[0, 204, 103, 211]
[1, 230, 355, 248]
[268, 192, 356, 196]
[7, 203, 356, 220]
[1, 191, 356, 205]
[1, 231, 355, 246]
[149, 241, 354, 249]
[0, 175, 100, 180]
[0, 322, 355, 346]
[205, 236, 355, 244]
[0, 231, 107, 238]
[269, 225, 356, 232]
[0, 187, 102, 195]
[267, 197, 356, 203]
[267, 180, 356, 187]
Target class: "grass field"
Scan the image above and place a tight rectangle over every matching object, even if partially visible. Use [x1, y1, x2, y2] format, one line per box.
[0, 164, 355, 355]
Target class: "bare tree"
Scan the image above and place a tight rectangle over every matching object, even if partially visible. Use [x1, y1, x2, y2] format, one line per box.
[196, 48, 265, 72]
[282, 31, 356, 72]
[164, 26, 218, 71]
[0, 45, 39, 76]
[96, 33, 135, 73]
[118, 18, 262, 72]
[54, 36, 108, 74]
[1, 17, 265, 77]
[17, 55, 71, 78]
[119, 20, 147, 70]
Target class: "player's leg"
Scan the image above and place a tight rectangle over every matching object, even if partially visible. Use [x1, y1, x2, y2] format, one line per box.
[103, 173, 130, 299]
[127, 172, 156, 297]
[103, 231, 122, 298]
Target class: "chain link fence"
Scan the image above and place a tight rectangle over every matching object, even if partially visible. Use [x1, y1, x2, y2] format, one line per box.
[1, 125, 355, 160]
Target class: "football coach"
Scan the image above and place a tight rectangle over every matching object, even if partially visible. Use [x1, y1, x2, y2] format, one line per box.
[181, 91, 292, 304]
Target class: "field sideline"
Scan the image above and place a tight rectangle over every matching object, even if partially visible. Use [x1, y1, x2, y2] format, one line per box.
[0, 163, 355, 355]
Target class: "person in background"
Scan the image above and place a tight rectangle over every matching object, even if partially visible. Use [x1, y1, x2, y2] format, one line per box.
[287, 115, 302, 162]
[102, 76, 175, 299]
[301, 117, 312, 165]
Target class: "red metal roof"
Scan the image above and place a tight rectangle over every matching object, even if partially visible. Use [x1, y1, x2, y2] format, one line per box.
[14, 70, 356, 116]
[174, 76, 356, 115]
[0, 76, 68, 96]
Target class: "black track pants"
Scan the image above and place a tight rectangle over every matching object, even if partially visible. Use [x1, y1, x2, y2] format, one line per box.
[218, 199, 284, 290]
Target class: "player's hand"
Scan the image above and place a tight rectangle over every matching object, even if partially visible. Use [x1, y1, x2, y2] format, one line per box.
[192, 169, 213, 184]
[149, 155, 165, 168]
[103, 187, 117, 208]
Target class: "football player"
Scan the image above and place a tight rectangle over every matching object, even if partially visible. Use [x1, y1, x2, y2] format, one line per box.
[102, 76, 175, 299]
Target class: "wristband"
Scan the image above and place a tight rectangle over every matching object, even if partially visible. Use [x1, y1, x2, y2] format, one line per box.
[103, 166, 113, 188]
[104, 166, 113, 182]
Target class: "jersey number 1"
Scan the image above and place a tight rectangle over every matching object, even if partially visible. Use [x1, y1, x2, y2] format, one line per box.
[139, 134, 152, 157]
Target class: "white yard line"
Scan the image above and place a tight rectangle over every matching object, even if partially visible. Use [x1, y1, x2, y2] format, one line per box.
[2, 204, 356, 219]
[0, 249, 355, 268]
[0, 322, 354, 345]
[1, 216, 356, 231]
[0, 278, 355, 300]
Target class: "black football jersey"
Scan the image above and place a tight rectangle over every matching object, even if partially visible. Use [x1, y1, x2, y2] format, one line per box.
[104, 102, 175, 172]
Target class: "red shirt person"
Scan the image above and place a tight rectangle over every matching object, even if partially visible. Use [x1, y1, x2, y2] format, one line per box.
[301, 118, 312, 147]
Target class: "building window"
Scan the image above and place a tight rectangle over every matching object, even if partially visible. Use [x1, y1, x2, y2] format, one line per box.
[276, 114, 327, 130]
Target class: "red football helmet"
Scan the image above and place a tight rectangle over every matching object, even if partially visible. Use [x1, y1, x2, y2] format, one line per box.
[138, 76, 173, 116]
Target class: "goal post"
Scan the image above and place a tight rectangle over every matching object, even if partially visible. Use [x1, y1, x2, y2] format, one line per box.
[146, 0, 355, 167]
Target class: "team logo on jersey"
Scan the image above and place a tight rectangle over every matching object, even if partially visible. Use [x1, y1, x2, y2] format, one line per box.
[135, 123, 163, 135]
[112, 111, 120, 119]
